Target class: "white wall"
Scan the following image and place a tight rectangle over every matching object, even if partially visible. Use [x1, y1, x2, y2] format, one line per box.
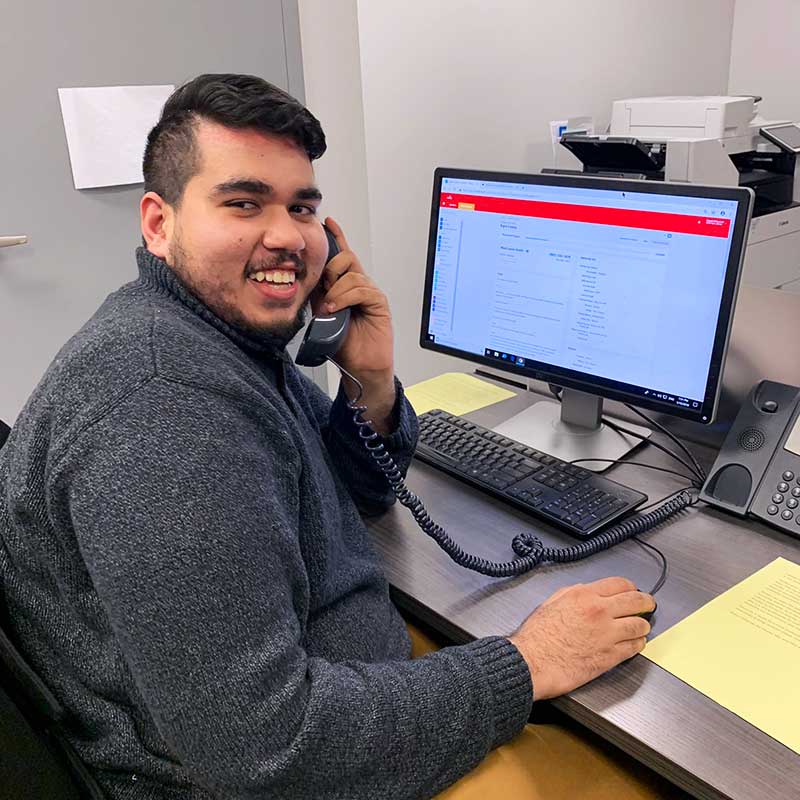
[300, 0, 736, 388]
[729, 0, 800, 122]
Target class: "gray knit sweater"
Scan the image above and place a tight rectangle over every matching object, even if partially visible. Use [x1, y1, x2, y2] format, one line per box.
[0, 248, 532, 799]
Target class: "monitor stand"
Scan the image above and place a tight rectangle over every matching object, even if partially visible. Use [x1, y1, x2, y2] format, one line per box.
[492, 388, 651, 472]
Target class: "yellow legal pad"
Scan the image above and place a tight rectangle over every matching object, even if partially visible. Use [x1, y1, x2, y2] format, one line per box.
[643, 557, 800, 754]
[405, 373, 515, 416]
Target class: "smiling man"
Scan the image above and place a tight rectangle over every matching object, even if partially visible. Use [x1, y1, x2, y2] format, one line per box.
[0, 74, 666, 800]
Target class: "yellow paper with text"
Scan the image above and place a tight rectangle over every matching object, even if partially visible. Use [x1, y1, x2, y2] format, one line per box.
[405, 373, 515, 416]
[643, 557, 800, 754]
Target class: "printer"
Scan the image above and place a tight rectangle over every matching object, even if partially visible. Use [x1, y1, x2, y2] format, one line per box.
[552, 96, 800, 291]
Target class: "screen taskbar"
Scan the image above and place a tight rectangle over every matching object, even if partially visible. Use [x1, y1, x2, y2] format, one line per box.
[424, 333, 703, 413]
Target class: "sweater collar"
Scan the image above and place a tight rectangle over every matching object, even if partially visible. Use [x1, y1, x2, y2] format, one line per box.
[135, 247, 292, 360]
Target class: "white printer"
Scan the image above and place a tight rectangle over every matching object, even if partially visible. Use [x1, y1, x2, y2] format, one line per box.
[552, 96, 800, 290]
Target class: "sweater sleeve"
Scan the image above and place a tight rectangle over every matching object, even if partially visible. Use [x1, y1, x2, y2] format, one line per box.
[298, 370, 420, 515]
[60, 376, 531, 800]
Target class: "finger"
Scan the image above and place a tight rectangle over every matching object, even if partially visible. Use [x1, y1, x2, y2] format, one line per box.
[321, 251, 366, 289]
[615, 636, 648, 661]
[322, 272, 375, 302]
[324, 216, 351, 255]
[614, 616, 651, 641]
[321, 252, 363, 289]
[587, 576, 638, 597]
[325, 286, 390, 316]
[606, 591, 656, 619]
[323, 276, 383, 312]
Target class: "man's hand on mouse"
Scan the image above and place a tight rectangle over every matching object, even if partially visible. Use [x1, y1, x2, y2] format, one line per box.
[509, 576, 656, 700]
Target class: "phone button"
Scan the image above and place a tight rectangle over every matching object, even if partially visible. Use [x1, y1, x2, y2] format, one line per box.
[783, 471, 795, 481]
[787, 498, 799, 509]
[772, 493, 785, 504]
[778, 482, 790, 493]
[767, 504, 779, 515]
[782, 510, 794, 521]
[761, 400, 779, 413]
[792, 487, 800, 498]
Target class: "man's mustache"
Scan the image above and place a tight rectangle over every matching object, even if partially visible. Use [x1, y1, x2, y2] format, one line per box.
[246, 252, 305, 278]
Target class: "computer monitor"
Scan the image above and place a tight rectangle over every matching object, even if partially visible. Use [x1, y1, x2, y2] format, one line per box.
[420, 169, 754, 469]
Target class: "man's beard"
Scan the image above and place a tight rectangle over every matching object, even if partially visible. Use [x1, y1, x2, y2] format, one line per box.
[168, 239, 309, 347]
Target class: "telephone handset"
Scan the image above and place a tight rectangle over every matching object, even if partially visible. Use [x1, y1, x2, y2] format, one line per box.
[296, 224, 351, 367]
[295, 225, 695, 579]
[700, 380, 800, 536]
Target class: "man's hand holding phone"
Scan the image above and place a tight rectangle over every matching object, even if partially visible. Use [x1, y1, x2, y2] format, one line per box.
[314, 217, 397, 434]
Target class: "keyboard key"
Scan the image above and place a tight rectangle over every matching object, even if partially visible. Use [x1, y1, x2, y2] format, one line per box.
[544, 505, 570, 520]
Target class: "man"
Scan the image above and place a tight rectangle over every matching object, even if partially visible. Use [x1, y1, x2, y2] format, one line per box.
[0, 74, 663, 799]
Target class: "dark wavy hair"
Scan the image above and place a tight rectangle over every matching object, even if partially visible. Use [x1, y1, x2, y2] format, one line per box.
[142, 73, 326, 206]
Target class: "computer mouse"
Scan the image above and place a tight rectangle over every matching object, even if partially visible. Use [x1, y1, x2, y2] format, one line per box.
[636, 603, 656, 622]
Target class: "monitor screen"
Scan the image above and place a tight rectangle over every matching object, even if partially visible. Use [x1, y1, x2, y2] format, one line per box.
[420, 169, 753, 424]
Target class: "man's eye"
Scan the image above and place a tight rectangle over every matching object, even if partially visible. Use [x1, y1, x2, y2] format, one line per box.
[226, 201, 259, 211]
[291, 205, 317, 216]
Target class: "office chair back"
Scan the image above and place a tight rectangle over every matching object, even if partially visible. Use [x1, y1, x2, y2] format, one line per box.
[0, 419, 105, 799]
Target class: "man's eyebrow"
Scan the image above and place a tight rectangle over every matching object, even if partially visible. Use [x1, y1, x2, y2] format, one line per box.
[211, 179, 272, 197]
[209, 180, 322, 202]
[294, 186, 323, 202]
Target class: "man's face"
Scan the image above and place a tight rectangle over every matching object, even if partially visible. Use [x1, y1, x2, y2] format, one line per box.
[157, 121, 327, 342]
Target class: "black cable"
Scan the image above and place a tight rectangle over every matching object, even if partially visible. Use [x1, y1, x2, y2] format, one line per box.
[548, 384, 704, 485]
[624, 403, 707, 482]
[600, 417, 704, 485]
[631, 536, 669, 595]
[637, 485, 692, 513]
[568, 457, 698, 485]
[334, 360, 698, 579]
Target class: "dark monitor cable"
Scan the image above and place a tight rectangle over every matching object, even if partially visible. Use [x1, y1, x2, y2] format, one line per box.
[333, 360, 697, 590]
[548, 384, 710, 595]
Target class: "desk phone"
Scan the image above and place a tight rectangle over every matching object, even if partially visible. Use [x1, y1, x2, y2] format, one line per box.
[701, 380, 800, 536]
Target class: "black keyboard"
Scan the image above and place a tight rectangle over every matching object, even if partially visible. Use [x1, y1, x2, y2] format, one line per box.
[416, 410, 648, 538]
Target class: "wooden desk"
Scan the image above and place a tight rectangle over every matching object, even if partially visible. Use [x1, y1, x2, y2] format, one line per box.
[366, 385, 800, 800]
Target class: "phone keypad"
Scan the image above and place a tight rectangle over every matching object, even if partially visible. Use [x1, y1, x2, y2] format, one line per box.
[763, 469, 800, 529]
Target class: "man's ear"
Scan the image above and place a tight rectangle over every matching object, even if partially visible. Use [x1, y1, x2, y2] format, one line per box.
[141, 192, 174, 260]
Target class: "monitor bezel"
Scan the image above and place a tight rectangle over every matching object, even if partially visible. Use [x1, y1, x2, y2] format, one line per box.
[419, 168, 754, 425]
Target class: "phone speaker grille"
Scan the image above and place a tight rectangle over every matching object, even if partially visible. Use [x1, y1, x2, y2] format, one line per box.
[737, 427, 766, 452]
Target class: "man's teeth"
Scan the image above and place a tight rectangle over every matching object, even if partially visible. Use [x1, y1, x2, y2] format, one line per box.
[251, 270, 296, 284]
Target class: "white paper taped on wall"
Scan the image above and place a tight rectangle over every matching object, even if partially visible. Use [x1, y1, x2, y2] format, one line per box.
[58, 85, 175, 190]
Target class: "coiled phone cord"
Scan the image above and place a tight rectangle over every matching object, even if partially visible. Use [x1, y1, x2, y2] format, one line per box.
[334, 360, 699, 579]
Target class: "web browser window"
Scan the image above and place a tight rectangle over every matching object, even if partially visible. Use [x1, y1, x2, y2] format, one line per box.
[427, 177, 739, 411]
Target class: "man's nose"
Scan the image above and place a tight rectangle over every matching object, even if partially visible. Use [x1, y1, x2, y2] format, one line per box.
[261, 211, 305, 253]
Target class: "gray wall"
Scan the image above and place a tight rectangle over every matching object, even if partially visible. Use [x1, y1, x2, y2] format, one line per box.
[0, 0, 304, 423]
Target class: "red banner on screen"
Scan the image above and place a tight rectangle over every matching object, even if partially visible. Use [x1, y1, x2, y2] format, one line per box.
[440, 193, 731, 238]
